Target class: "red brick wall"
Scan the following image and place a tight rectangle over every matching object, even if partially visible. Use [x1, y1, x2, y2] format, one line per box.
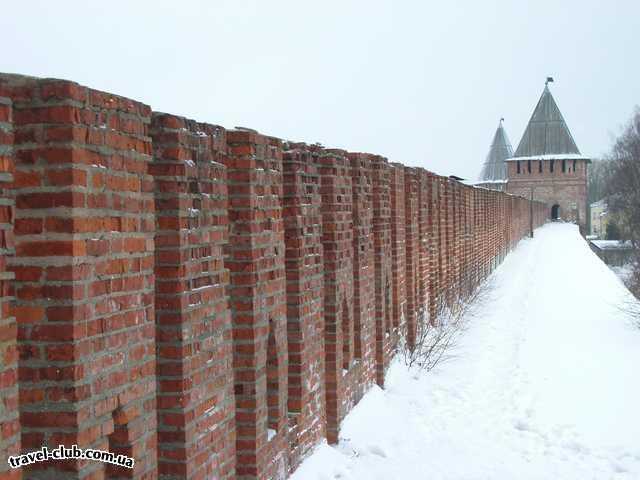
[0, 73, 548, 480]
[0, 83, 19, 480]
[403, 168, 420, 346]
[281, 143, 325, 470]
[451, 180, 461, 299]
[389, 165, 406, 340]
[416, 170, 430, 323]
[224, 131, 288, 479]
[347, 152, 374, 383]
[462, 187, 474, 295]
[318, 149, 374, 443]
[315, 148, 353, 445]
[150, 114, 235, 479]
[432, 176, 445, 314]
[370, 155, 394, 385]
[7, 76, 157, 478]
[425, 172, 440, 321]
[444, 179, 455, 303]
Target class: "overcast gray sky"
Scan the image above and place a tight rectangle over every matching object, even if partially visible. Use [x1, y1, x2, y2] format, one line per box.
[2, 0, 638, 179]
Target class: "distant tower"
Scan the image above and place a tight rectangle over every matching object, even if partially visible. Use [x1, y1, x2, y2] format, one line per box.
[477, 118, 513, 191]
[506, 79, 589, 233]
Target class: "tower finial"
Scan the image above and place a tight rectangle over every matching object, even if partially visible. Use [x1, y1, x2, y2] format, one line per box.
[545, 76, 554, 86]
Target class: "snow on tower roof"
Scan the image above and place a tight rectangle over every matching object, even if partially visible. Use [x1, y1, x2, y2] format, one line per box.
[478, 118, 513, 183]
[509, 81, 586, 160]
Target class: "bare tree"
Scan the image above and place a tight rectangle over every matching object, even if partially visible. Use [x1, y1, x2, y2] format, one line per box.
[588, 158, 612, 204]
[604, 107, 640, 297]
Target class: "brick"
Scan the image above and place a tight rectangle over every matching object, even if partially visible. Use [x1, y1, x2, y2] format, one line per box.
[282, 144, 326, 469]
[151, 113, 235, 479]
[225, 131, 286, 479]
[6, 74, 158, 479]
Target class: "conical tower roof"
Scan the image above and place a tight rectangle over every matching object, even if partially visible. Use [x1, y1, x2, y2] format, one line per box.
[478, 119, 512, 183]
[513, 83, 582, 158]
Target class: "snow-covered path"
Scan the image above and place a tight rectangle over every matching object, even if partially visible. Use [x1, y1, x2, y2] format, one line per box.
[292, 223, 640, 480]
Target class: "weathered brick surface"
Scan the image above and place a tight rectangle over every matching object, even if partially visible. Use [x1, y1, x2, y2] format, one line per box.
[451, 180, 461, 300]
[150, 114, 235, 479]
[315, 150, 356, 442]
[479, 189, 490, 275]
[442, 178, 455, 304]
[281, 143, 325, 471]
[224, 131, 288, 479]
[389, 165, 406, 336]
[415, 170, 431, 322]
[370, 155, 393, 385]
[430, 176, 445, 315]
[462, 184, 473, 293]
[6, 75, 157, 479]
[0, 73, 549, 480]
[342, 153, 376, 386]
[403, 168, 420, 346]
[425, 172, 440, 321]
[0, 85, 19, 480]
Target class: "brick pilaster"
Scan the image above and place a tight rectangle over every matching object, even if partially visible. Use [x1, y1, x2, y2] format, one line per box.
[370, 155, 393, 386]
[224, 131, 288, 479]
[150, 114, 235, 479]
[316, 149, 358, 443]
[281, 143, 325, 470]
[0, 82, 19, 480]
[389, 164, 406, 334]
[403, 168, 420, 345]
[416, 170, 430, 323]
[9, 77, 157, 478]
[425, 172, 440, 322]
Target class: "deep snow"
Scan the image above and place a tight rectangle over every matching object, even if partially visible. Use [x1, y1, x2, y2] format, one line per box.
[292, 223, 640, 480]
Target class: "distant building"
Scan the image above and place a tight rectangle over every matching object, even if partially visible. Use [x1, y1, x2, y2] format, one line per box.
[590, 199, 608, 238]
[505, 80, 589, 233]
[476, 119, 512, 192]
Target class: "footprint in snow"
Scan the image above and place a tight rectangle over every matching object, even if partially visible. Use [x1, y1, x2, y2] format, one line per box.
[332, 469, 350, 479]
[367, 444, 388, 458]
[610, 461, 628, 474]
[562, 439, 591, 456]
[514, 419, 530, 432]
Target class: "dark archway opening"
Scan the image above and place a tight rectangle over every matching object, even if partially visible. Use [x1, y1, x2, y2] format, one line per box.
[551, 204, 560, 220]
[342, 297, 351, 370]
[266, 319, 279, 433]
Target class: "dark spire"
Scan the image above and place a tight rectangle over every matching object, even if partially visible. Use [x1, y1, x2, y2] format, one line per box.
[478, 119, 513, 183]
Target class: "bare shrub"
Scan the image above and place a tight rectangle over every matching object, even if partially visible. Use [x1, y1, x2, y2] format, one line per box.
[616, 293, 640, 330]
[625, 255, 640, 300]
[400, 273, 493, 371]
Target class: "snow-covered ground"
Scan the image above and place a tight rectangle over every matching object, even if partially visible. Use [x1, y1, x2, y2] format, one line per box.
[292, 223, 640, 480]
